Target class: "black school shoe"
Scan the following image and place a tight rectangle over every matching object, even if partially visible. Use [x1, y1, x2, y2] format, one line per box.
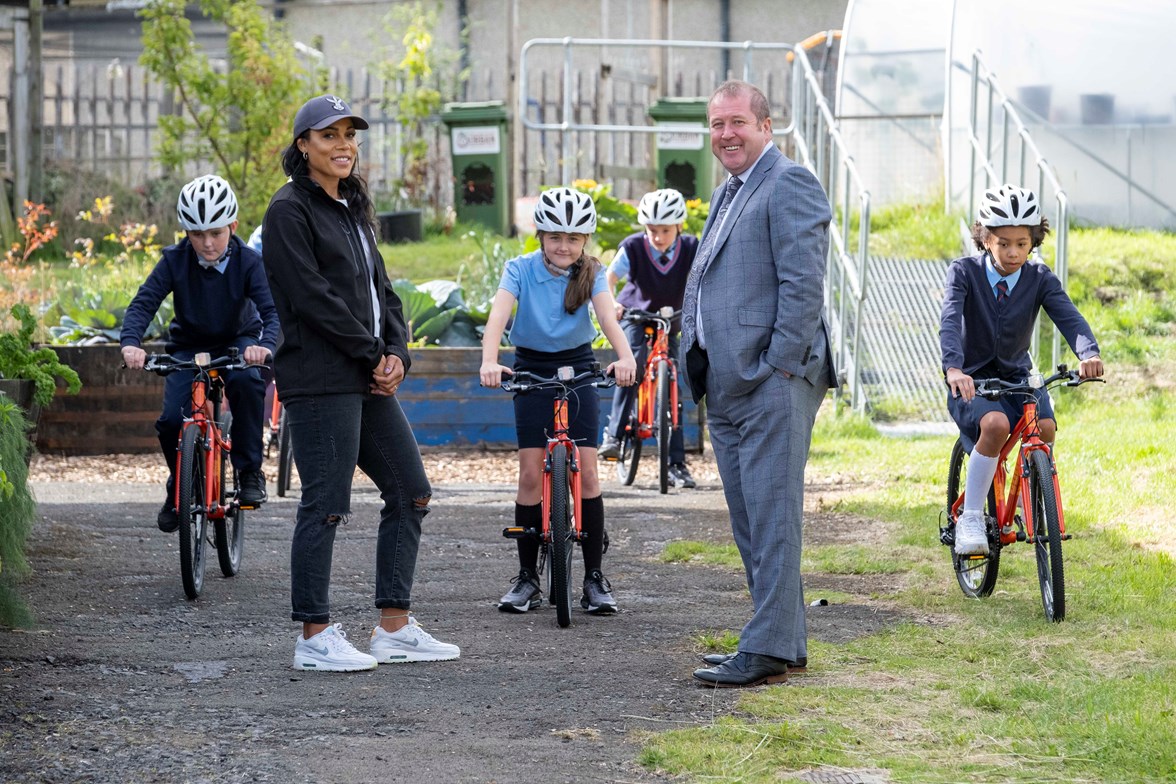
[668, 463, 696, 488]
[239, 471, 268, 506]
[581, 570, 619, 614]
[157, 501, 179, 533]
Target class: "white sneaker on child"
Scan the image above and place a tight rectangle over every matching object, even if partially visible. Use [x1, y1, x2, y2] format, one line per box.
[293, 623, 378, 672]
[954, 510, 990, 556]
[370, 617, 461, 663]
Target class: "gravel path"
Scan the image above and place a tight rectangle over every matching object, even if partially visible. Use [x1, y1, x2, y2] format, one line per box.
[2, 451, 903, 783]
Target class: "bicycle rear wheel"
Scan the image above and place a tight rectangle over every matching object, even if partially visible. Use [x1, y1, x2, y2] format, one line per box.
[549, 443, 574, 628]
[1028, 449, 1065, 622]
[615, 416, 642, 486]
[276, 407, 294, 498]
[945, 438, 1000, 598]
[655, 359, 671, 494]
[177, 425, 208, 600]
[214, 411, 244, 578]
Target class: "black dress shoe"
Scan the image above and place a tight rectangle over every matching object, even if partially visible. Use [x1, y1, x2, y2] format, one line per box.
[700, 652, 807, 673]
[693, 652, 791, 688]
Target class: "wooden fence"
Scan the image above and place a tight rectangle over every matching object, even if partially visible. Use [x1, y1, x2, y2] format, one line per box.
[2, 59, 800, 212]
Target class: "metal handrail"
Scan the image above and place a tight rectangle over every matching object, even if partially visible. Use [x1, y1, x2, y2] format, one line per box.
[963, 50, 1071, 369]
[518, 37, 796, 184]
[789, 45, 871, 411]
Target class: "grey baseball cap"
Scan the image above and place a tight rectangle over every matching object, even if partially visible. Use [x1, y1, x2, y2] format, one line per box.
[292, 94, 370, 139]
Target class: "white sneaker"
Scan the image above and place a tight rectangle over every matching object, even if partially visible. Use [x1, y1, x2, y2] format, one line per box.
[293, 624, 378, 672]
[954, 510, 990, 556]
[370, 617, 461, 664]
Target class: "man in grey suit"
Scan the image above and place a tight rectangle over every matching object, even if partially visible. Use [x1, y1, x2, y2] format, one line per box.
[683, 80, 834, 688]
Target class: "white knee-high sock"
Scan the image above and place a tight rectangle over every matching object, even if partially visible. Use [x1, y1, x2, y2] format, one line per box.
[964, 450, 999, 513]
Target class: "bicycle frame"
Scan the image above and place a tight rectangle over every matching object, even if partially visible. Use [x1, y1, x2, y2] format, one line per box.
[949, 381, 1072, 547]
[627, 309, 680, 440]
[541, 393, 583, 546]
[172, 364, 233, 523]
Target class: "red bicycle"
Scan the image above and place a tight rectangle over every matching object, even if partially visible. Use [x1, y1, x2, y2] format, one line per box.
[264, 383, 294, 497]
[611, 307, 682, 494]
[943, 364, 1102, 622]
[146, 349, 254, 599]
[500, 364, 615, 627]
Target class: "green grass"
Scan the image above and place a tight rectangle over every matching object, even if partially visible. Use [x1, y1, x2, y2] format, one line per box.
[380, 224, 521, 284]
[646, 384, 1176, 783]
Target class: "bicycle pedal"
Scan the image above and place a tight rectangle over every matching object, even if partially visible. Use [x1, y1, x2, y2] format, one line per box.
[502, 526, 538, 540]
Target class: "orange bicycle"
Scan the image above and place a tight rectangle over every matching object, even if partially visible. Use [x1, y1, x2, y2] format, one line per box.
[612, 307, 682, 494]
[942, 364, 1102, 621]
[500, 363, 615, 627]
[146, 349, 255, 599]
[264, 383, 294, 498]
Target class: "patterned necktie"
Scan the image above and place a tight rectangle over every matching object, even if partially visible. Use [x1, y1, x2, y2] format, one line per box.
[683, 176, 744, 344]
[995, 279, 1009, 302]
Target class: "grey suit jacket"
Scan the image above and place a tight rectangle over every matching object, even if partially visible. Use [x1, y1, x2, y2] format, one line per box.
[682, 144, 835, 402]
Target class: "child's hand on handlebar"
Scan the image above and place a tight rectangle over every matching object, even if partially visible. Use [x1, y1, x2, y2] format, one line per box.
[243, 345, 271, 366]
[121, 345, 147, 370]
[608, 356, 638, 387]
[945, 367, 975, 402]
[480, 361, 513, 388]
[1078, 355, 1104, 380]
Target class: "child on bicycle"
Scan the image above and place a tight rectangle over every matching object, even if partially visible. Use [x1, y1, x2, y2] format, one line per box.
[598, 188, 699, 489]
[940, 184, 1103, 555]
[479, 186, 637, 615]
[121, 174, 279, 533]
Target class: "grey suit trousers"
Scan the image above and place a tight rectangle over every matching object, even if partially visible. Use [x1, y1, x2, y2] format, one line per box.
[705, 364, 828, 663]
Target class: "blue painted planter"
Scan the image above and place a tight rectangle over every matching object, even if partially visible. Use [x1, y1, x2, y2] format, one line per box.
[400, 348, 704, 450]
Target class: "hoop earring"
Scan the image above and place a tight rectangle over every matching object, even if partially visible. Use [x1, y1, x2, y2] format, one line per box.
[302, 151, 308, 161]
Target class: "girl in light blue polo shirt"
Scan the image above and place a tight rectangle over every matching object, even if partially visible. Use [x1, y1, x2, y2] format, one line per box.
[480, 186, 637, 617]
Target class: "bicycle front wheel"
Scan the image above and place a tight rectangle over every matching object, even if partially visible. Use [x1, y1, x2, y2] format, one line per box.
[655, 359, 671, 494]
[1029, 449, 1065, 622]
[214, 411, 244, 578]
[549, 443, 574, 628]
[615, 416, 642, 486]
[946, 438, 1000, 598]
[177, 425, 208, 600]
[276, 407, 294, 498]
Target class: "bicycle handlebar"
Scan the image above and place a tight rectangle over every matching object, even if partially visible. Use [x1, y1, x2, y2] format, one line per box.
[143, 348, 253, 376]
[622, 307, 681, 329]
[500, 363, 616, 393]
[974, 364, 1106, 401]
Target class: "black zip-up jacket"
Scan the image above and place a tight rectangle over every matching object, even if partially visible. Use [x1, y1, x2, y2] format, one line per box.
[261, 176, 411, 400]
[120, 234, 278, 355]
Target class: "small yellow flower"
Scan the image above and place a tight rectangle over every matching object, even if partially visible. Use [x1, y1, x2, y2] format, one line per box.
[572, 178, 598, 191]
[686, 198, 702, 209]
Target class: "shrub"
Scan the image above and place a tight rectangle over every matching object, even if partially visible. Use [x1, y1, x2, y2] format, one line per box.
[0, 304, 83, 407]
[0, 398, 36, 627]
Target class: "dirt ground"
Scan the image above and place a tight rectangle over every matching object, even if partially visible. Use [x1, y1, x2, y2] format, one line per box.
[1, 450, 906, 783]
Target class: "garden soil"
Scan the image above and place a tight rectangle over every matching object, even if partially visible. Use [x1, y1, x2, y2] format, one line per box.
[1, 451, 909, 783]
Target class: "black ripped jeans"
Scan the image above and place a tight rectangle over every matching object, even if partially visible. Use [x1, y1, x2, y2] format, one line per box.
[285, 392, 432, 623]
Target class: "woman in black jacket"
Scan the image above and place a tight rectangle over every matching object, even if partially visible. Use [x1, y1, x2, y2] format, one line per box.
[262, 94, 460, 672]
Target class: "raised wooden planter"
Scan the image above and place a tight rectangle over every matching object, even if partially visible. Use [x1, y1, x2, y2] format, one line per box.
[35, 346, 703, 455]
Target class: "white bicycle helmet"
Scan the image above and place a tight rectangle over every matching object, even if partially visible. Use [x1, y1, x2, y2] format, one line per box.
[977, 184, 1041, 227]
[177, 174, 239, 231]
[533, 187, 597, 234]
[637, 188, 687, 225]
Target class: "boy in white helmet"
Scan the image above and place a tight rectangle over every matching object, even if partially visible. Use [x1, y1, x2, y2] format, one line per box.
[480, 186, 636, 615]
[121, 174, 279, 532]
[598, 188, 699, 489]
[940, 184, 1103, 556]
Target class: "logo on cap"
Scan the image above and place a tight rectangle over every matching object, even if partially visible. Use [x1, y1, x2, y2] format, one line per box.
[325, 95, 346, 112]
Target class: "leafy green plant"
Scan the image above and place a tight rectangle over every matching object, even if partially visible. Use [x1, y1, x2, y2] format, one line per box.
[139, 0, 315, 228]
[376, 1, 468, 213]
[0, 397, 36, 627]
[0, 304, 82, 407]
[392, 278, 481, 346]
